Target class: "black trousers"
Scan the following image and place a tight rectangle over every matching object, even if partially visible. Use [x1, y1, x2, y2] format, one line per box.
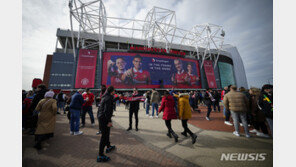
[81, 106, 95, 125]
[99, 117, 111, 156]
[253, 121, 269, 134]
[35, 133, 54, 148]
[181, 119, 193, 136]
[165, 120, 172, 132]
[129, 108, 139, 128]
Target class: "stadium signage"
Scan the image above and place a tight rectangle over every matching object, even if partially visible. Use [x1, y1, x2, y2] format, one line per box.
[129, 46, 186, 56]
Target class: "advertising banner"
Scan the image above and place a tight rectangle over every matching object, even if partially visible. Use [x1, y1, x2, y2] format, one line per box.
[218, 62, 236, 88]
[102, 52, 201, 89]
[75, 49, 98, 88]
[203, 60, 217, 89]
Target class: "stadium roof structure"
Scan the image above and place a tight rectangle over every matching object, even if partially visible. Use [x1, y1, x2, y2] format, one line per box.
[68, 0, 226, 68]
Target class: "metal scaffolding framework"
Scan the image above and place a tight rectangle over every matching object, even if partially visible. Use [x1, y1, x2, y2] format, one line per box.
[68, 0, 225, 69]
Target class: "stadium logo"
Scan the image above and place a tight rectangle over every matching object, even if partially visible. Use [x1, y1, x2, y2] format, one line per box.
[81, 78, 89, 85]
[152, 58, 156, 62]
[220, 153, 267, 161]
[88, 51, 91, 54]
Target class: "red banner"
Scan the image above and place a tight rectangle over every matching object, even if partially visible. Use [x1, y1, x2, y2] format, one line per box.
[75, 49, 98, 88]
[203, 60, 217, 89]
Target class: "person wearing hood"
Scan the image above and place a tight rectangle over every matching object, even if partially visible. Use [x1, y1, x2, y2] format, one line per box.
[158, 91, 178, 142]
[178, 92, 197, 144]
[33, 90, 57, 150]
[258, 84, 273, 136]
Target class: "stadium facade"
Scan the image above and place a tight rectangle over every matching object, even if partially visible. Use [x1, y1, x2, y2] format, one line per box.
[42, 1, 248, 91]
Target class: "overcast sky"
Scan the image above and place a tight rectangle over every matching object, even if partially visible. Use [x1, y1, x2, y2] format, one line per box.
[22, 0, 273, 90]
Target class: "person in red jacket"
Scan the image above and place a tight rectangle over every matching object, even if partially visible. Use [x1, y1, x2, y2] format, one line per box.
[22, 91, 34, 130]
[158, 91, 179, 142]
[81, 88, 95, 127]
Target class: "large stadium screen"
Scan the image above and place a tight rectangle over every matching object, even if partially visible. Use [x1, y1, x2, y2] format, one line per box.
[102, 52, 202, 89]
[75, 49, 98, 88]
[218, 62, 236, 88]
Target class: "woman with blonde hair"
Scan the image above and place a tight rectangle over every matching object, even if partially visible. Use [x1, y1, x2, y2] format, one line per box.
[34, 90, 58, 150]
[249, 87, 269, 138]
[178, 92, 197, 144]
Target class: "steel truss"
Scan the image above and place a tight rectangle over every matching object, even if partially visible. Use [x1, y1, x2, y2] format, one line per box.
[68, 0, 225, 69]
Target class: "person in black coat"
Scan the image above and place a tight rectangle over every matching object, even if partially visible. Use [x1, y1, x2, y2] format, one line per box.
[212, 90, 221, 112]
[27, 84, 48, 134]
[127, 88, 141, 131]
[258, 84, 273, 136]
[204, 89, 214, 120]
[97, 86, 115, 162]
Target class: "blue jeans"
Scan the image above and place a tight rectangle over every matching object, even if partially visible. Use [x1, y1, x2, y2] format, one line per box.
[70, 109, 81, 132]
[151, 103, 159, 116]
[206, 103, 212, 117]
[146, 103, 150, 115]
[223, 103, 230, 121]
[81, 106, 95, 125]
[175, 102, 178, 116]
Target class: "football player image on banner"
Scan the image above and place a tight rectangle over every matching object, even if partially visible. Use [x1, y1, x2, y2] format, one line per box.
[187, 63, 200, 86]
[102, 52, 202, 89]
[203, 60, 217, 89]
[75, 49, 98, 88]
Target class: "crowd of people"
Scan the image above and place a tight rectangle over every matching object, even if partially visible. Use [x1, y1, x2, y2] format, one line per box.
[22, 83, 273, 163]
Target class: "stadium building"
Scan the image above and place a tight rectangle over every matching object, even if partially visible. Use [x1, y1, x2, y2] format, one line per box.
[43, 0, 248, 91]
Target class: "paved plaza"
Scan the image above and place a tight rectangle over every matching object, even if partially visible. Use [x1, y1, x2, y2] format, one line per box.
[23, 104, 273, 167]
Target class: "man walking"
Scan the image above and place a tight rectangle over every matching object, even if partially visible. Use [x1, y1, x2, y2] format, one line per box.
[223, 85, 250, 138]
[150, 88, 160, 118]
[57, 91, 66, 114]
[81, 88, 95, 127]
[69, 89, 85, 135]
[221, 86, 233, 126]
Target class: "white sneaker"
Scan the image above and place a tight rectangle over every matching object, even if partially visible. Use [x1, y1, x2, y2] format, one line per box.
[245, 134, 251, 138]
[249, 129, 258, 134]
[224, 121, 233, 126]
[146, 114, 149, 117]
[240, 123, 243, 127]
[74, 131, 83, 135]
[70, 131, 74, 135]
[91, 123, 95, 127]
[150, 116, 153, 118]
[206, 117, 210, 121]
[233, 131, 240, 137]
[155, 115, 159, 118]
[256, 132, 269, 138]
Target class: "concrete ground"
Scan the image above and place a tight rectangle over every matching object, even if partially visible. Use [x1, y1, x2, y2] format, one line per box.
[22, 103, 273, 167]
